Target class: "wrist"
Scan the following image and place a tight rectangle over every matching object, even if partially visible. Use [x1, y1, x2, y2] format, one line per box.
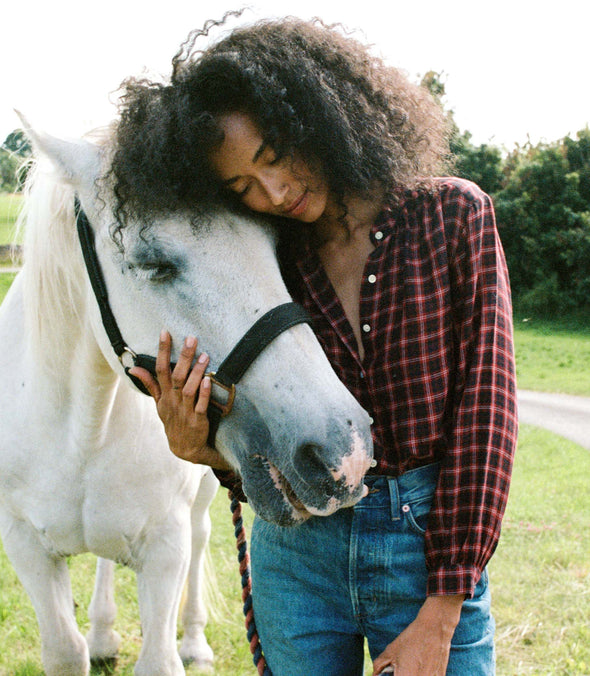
[420, 595, 465, 637]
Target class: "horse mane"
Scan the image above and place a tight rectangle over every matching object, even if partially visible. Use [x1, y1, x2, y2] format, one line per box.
[16, 159, 84, 364]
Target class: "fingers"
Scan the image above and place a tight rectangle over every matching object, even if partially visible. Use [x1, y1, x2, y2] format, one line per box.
[182, 349, 210, 404]
[155, 329, 173, 391]
[128, 366, 162, 400]
[194, 375, 211, 415]
[372, 647, 397, 676]
[155, 332, 211, 410]
[171, 335, 198, 391]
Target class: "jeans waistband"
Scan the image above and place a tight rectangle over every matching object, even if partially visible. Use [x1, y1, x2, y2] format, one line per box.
[357, 462, 440, 519]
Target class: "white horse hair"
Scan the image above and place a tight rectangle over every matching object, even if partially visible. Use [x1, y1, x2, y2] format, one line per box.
[0, 120, 373, 675]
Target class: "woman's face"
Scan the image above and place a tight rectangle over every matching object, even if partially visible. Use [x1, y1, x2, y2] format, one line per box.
[210, 112, 329, 223]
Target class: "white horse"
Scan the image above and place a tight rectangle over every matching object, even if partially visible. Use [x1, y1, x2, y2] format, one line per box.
[0, 121, 373, 676]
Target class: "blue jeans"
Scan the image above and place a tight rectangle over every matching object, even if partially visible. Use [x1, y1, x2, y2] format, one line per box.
[250, 463, 495, 675]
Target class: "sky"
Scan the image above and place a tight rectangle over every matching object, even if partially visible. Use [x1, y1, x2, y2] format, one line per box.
[1, 0, 589, 150]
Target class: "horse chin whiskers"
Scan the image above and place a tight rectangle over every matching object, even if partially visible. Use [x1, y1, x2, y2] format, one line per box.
[253, 454, 311, 519]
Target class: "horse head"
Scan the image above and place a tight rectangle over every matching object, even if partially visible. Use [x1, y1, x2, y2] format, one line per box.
[21, 118, 374, 526]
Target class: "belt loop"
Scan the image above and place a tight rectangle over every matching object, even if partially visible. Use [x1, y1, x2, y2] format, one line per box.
[387, 477, 401, 521]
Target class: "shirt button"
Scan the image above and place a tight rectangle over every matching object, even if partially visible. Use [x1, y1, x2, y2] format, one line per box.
[370, 459, 378, 468]
[362, 323, 371, 333]
[368, 274, 377, 284]
[369, 416, 374, 425]
[374, 231, 383, 240]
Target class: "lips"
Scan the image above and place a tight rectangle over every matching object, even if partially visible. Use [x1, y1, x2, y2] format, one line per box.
[284, 190, 308, 218]
[252, 454, 311, 520]
[267, 460, 312, 520]
[253, 455, 370, 523]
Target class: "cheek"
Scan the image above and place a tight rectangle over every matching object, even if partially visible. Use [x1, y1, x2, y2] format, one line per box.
[242, 189, 272, 214]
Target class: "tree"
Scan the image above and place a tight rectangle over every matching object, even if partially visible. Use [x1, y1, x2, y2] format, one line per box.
[420, 71, 504, 195]
[494, 131, 590, 313]
[452, 131, 504, 195]
[3, 129, 31, 156]
[1, 129, 32, 192]
[0, 149, 20, 192]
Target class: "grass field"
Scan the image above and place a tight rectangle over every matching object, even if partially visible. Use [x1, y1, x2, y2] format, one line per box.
[0, 192, 22, 246]
[0, 424, 588, 676]
[513, 314, 590, 396]
[0, 217, 589, 674]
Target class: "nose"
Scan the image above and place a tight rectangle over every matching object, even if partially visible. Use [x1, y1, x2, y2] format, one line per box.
[292, 441, 367, 513]
[260, 173, 289, 206]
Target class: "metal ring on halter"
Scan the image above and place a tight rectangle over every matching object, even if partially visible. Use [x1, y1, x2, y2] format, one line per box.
[118, 346, 138, 370]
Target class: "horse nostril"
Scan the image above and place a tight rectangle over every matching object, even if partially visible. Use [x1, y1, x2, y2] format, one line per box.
[293, 443, 334, 487]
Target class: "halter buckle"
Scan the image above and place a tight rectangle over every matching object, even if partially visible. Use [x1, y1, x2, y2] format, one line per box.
[206, 372, 236, 417]
[118, 346, 138, 370]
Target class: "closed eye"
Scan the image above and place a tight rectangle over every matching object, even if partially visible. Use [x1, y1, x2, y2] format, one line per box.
[127, 261, 177, 282]
[238, 182, 253, 198]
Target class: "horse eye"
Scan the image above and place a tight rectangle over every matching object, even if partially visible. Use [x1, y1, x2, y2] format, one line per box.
[127, 262, 177, 282]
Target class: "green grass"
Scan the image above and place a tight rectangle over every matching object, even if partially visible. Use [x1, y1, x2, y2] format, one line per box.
[0, 192, 23, 245]
[0, 272, 17, 299]
[490, 425, 590, 675]
[513, 314, 590, 396]
[1, 427, 588, 675]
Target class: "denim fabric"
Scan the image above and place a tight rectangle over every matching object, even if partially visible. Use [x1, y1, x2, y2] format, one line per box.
[251, 464, 495, 676]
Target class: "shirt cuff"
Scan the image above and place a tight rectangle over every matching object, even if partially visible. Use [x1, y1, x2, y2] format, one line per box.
[427, 564, 482, 598]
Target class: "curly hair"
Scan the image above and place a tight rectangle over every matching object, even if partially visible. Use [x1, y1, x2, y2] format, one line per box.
[111, 13, 451, 226]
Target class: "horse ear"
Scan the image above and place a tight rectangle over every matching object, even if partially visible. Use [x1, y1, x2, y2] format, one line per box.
[15, 110, 101, 188]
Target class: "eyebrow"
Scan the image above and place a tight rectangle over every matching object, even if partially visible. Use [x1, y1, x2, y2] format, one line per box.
[222, 141, 268, 187]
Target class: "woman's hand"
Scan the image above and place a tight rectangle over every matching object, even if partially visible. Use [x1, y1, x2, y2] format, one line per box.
[372, 595, 465, 676]
[129, 330, 232, 470]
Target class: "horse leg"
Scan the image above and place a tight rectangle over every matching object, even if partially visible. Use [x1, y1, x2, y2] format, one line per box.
[133, 519, 192, 676]
[0, 514, 89, 676]
[86, 557, 121, 663]
[179, 468, 218, 670]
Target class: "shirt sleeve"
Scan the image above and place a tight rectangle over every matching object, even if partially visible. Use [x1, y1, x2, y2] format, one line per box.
[425, 183, 518, 597]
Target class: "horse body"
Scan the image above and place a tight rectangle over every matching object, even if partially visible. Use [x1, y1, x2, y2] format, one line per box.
[0, 248, 217, 675]
[0, 123, 373, 675]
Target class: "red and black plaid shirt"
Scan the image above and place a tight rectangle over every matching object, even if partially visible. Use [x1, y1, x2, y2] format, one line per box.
[280, 177, 518, 597]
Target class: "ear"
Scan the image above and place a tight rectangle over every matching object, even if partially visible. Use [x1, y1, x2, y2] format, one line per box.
[15, 110, 102, 189]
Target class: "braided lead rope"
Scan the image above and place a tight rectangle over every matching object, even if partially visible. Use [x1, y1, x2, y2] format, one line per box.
[228, 490, 272, 676]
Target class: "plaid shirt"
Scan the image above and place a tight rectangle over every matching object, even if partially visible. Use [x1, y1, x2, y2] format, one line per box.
[280, 177, 518, 597]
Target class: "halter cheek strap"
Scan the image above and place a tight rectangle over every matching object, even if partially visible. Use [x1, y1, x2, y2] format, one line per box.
[74, 199, 311, 447]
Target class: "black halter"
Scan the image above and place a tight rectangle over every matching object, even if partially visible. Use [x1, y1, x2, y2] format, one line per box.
[75, 199, 311, 446]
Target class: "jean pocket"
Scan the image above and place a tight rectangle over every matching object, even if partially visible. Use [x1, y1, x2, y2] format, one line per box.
[403, 496, 433, 535]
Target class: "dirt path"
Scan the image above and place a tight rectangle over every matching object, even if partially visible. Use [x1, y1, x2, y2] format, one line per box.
[518, 389, 590, 450]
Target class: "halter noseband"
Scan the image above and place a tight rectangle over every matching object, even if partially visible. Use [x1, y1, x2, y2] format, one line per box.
[75, 199, 311, 446]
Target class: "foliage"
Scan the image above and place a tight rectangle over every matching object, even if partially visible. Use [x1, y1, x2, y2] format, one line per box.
[492, 130, 590, 313]
[3, 129, 31, 156]
[0, 149, 20, 193]
[430, 81, 590, 314]
[1, 129, 31, 193]
[451, 130, 504, 195]
[421, 71, 590, 315]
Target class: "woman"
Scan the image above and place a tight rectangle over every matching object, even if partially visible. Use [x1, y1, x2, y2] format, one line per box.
[116, 16, 518, 675]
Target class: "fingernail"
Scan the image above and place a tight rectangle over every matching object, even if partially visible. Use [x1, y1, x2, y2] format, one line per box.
[160, 329, 168, 341]
[185, 336, 196, 348]
[198, 352, 208, 363]
[202, 376, 211, 388]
